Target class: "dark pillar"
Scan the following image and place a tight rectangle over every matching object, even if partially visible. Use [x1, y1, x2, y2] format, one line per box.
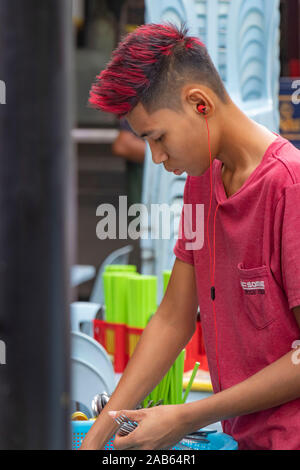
[0, 0, 74, 449]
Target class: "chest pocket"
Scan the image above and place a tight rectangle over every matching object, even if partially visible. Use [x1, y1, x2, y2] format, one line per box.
[237, 263, 276, 329]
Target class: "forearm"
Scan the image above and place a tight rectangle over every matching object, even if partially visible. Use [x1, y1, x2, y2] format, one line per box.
[183, 348, 300, 432]
[81, 309, 195, 449]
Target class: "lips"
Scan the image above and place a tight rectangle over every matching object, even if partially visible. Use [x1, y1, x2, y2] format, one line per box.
[164, 166, 173, 172]
[164, 165, 184, 175]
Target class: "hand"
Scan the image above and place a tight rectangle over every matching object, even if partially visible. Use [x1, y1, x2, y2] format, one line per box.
[108, 405, 191, 450]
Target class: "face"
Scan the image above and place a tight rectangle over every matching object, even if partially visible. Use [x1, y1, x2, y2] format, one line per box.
[125, 95, 219, 177]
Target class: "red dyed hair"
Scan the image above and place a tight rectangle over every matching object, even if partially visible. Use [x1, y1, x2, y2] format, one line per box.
[89, 23, 226, 119]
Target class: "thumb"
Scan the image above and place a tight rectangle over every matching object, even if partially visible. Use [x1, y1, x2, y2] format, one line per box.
[108, 409, 144, 424]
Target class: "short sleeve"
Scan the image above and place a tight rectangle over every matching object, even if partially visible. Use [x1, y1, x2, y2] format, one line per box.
[277, 184, 300, 309]
[173, 177, 195, 266]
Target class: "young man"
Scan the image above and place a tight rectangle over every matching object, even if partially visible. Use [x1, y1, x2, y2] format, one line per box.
[82, 23, 300, 450]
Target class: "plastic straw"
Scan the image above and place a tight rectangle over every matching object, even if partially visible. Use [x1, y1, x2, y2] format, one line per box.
[151, 382, 159, 405]
[179, 350, 185, 402]
[140, 346, 185, 407]
[172, 355, 178, 405]
[162, 369, 171, 405]
[174, 351, 181, 404]
[169, 357, 176, 405]
[159, 370, 168, 404]
[175, 350, 185, 404]
[181, 362, 200, 404]
[166, 368, 173, 404]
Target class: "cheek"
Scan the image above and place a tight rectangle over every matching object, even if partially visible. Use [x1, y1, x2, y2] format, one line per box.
[168, 144, 195, 165]
[165, 132, 201, 163]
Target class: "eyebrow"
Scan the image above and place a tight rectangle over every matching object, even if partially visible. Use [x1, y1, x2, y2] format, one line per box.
[135, 130, 156, 139]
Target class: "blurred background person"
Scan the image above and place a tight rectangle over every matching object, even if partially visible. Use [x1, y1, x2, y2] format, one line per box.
[112, 118, 146, 208]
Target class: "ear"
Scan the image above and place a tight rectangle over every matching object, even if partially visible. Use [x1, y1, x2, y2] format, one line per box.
[184, 87, 214, 115]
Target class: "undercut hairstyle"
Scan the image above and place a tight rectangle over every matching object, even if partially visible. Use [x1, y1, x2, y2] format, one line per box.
[89, 22, 229, 119]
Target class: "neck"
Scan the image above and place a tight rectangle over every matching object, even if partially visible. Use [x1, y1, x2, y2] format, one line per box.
[216, 100, 277, 176]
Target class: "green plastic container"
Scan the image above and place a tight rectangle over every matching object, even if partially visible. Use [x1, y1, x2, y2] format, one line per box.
[105, 264, 137, 273]
[103, 271, 138, 323]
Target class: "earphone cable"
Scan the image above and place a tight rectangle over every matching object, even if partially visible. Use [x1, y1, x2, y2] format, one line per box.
[203, 114, 222, 392]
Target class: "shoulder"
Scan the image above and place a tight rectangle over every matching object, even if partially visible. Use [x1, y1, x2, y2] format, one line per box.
[266, 137, 300, 201]
[270, 137, 300, 183]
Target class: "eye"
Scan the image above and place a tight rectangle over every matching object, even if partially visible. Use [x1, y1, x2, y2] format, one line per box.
[154, 135, 164, 143]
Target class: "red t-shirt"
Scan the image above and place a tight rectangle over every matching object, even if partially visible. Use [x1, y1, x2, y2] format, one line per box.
[174, 134, 300, 450]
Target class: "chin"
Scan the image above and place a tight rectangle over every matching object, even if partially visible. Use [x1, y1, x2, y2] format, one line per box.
[187, 169, 202, 177]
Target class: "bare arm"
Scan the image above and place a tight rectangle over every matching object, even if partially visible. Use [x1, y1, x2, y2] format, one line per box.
[183, 306, 300, 431]
[80, 258, 198, 450]
[107, 343, 300, 450]
[97, 308, 300, 451]
[112, 130, 146, 163]
[182, 344, 300, 433]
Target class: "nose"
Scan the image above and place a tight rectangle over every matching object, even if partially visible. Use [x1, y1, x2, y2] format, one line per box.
[148, 141, 168, 165]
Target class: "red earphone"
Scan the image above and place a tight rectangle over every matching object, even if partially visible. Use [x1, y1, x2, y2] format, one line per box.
[197, 104, 207, 114]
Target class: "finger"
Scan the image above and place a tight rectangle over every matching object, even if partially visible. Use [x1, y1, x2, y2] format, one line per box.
[113, 431, 140, 450]
[108, 409, 143, 423]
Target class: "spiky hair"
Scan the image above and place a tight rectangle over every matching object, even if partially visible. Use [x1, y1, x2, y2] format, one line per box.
[89, 22, 228, 119]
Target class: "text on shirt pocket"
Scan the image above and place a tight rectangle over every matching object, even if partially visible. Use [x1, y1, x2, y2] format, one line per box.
[237, 263, 276, 329]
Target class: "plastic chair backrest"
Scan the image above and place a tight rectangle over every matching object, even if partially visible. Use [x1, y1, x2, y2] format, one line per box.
[71, 331, 115, 393]
[70, 301, 101, 337]
[71, 356, 111, 416]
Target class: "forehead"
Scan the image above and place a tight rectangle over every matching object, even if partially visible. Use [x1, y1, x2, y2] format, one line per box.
[125, 103, 175, 136]
[125, 103, 150, 135]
